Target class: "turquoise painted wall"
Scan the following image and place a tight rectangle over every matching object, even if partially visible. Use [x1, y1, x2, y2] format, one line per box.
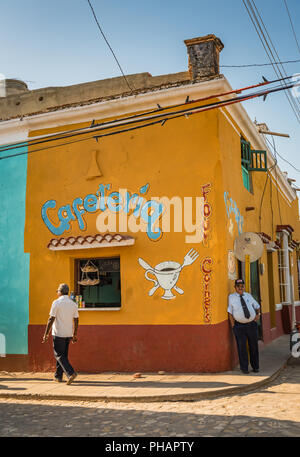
[0, 143, 29, 354]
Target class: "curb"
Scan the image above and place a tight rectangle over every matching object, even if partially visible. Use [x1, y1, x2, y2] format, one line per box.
[0, 360, 288, 403]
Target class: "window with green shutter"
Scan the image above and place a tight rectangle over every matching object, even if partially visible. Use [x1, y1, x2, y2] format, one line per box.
[241, 137, 267, 192]
[242, 165, 250, 191]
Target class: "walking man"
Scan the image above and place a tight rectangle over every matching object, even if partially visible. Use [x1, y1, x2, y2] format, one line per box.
[42, 283, 78, 384]
[228, 278, 261, 374]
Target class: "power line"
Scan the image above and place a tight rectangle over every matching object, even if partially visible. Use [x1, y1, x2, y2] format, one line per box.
[0, 80, 298, 161]
[251, 0, 300, 114]
[283, 0, 300, 55]
[271, 136, 283, 225]
[86, 0, 134, 93]
[265, 136, 300, 172]
[1, 75, 297, 155]
[259, 172, 270, 232]
[243, 0, 300, 124]
[270, 171, 274, 238]
[258, 150, 279, 233]
[221, 58, 300, 68]
[252, 0, 300, 120]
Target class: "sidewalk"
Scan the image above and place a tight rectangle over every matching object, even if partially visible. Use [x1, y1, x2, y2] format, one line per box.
[0, 335, 292, 403]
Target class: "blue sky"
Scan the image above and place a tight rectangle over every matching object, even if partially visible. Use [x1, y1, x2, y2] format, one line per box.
[0, 0, 299, 185]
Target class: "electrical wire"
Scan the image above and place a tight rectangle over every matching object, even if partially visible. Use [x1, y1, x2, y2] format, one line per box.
[283, 0, 300, 55]
[259, 172, 270, 233]
[251, 0, 300, 114]
[271, 136, 283, 225]
[0, 81, 298, 161]
[86, 0, 134, 93]
[270, 171, 274, 238]
[243, 0, 300, 124]
[258, 139, 280, 234]
[1, 73, 290, 151]
[252, 0, 300, 119]
[265, 136, 300, 172]
[1, 76, 298, 156]
[0, 82, 296, 161]
[221, 58, 300, 68]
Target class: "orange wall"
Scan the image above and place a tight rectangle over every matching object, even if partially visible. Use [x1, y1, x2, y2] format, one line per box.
[25, 106, 228, 326]
[24, 101, 300, 330]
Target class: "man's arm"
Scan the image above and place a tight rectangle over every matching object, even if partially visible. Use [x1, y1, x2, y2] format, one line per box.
[42, 316, 55, 343]
[72, 317, 79, 343]
[228, 312, 235, 328]
[227, 295, 235, 328]
[254, 308, 261, 322]
[249, 294, 261, 321]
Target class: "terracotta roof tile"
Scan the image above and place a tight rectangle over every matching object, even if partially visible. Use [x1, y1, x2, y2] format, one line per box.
[48, 233, 135, 250]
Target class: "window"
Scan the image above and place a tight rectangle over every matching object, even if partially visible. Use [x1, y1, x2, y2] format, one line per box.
[277, 232, 291, 304]
[241, 137, 268, 192]
[75, 257, 121, 309]
[241, 138, 252, 192]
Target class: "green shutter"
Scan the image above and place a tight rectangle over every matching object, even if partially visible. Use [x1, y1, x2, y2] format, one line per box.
[249, 150, 268, 172]
[241, 139, 251, 166]
[241, 165, 250, 191]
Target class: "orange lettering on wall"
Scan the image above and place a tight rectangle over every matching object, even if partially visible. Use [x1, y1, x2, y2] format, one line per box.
[201, 256, 213, 324]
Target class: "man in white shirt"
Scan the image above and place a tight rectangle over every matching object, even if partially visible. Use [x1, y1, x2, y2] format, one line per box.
[228, 278, 261, 374]
[42, 283, 79, 385]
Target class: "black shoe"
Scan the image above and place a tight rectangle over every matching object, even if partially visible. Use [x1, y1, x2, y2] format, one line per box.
[252, 369, 259, 373]
[66, 372, 77, 385]
[54, 377, 63, 382]
[242, 370, 249, 374]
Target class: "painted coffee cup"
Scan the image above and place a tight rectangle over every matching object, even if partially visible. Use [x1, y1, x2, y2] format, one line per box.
[145, 261, 181, 299]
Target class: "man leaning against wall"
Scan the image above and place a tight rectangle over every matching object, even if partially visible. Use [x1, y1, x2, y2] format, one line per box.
[228, 279, 261, 374]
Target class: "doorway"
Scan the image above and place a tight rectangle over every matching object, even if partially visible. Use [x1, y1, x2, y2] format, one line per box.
[238, 260, 263, 340]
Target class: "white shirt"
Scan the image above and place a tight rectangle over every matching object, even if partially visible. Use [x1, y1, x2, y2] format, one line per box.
[227, 292, 260, 323]
[50, 295, 79, 337]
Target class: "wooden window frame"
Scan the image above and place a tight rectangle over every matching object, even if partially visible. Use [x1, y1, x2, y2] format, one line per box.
[74, 256, 121, 309]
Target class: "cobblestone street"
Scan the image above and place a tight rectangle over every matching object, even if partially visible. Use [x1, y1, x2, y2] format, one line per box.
[0, 364, 299, 437]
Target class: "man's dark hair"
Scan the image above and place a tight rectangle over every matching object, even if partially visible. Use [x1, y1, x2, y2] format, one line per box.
[58, 283, 69, 295]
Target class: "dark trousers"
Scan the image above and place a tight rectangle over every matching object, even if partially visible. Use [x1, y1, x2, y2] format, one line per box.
[53, 336, 75, 379]
[233, 321, 259, 372]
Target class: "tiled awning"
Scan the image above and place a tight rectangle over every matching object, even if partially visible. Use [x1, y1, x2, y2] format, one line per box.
[47, 234, 135, 250]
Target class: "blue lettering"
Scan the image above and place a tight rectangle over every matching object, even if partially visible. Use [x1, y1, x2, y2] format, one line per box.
[224, 191, 230, 217]
[57, 204, 76, 232]
[107, 191, 122, 213]
[123, 192, 139, 214]
[140, 200, 164, 241]
[96, 184, 111, 211]
[41, 200, 68, 236]
[83, 194, 98, 213]
[139, 183, 149, 194]
[72, 197, 86, 230]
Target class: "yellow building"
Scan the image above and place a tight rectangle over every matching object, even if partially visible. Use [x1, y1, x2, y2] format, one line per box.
[1, 35, 299, 372]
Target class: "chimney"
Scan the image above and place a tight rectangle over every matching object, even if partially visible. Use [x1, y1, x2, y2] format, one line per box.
[0, 78, 29, 97]
[184, 34, 224, 80]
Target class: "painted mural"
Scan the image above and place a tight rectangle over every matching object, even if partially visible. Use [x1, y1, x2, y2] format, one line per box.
[42, 182, 163, 241]
[224, 191, 244, 235]
[201, 257, 213, 323]
[139, 249, 199, 300]
[201, 183, 212, 247]
[199, 183, 213, 323]
[228, 250, 237, 280]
